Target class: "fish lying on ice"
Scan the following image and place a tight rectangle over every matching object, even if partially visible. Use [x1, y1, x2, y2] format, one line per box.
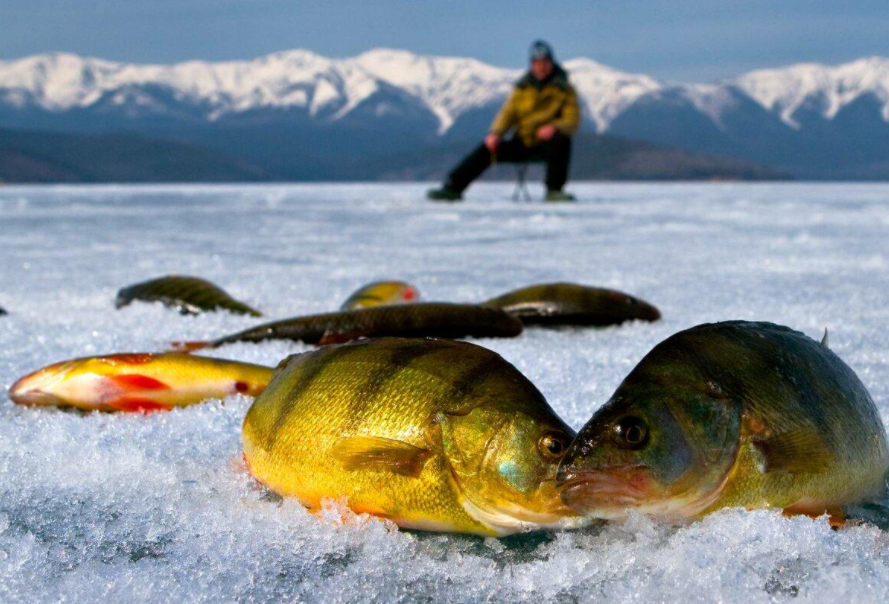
[482, 282, 661, 326]
[340, 281, 420, 310]
[116, 275, 262, 316]
[177, 302, 523, 351]
[557, 321, 889, 523]
[242, 338, 586, 536]
[9, 352, 273, 412]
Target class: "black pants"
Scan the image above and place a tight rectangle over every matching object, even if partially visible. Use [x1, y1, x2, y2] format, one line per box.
[446, 133, 572, 193]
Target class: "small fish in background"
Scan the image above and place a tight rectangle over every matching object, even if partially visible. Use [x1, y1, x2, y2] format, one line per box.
[116, 275, 262, 316]
[340, 280, 420, 310]
[176, 302, 523, 351]
[482, 282, 661, 326]
[0, 304, 6, 316]
[9, 353, 273, 412]
[242, 338, 587, 536]
[557, 321, 889, 524]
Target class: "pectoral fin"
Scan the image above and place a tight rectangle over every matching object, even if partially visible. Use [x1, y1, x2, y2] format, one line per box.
[753, 428, 833, 474]
[331, 436, 432, 477]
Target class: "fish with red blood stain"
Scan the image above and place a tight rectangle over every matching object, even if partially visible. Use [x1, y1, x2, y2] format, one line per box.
[8, 353, 273, 412]
[340, 281, 421, 310]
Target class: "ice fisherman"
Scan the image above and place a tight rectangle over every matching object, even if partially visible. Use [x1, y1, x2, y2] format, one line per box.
[428, 40, 580, 202]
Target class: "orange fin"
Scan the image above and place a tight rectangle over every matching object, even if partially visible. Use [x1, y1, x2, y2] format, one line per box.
[107, 396, 170, 413]
[171, 340, 212, 352]
[783, 506, 846, 528]
[828, 508, 846, 528]
[319, 330, 364, 346]
[109, 374, 171, 390]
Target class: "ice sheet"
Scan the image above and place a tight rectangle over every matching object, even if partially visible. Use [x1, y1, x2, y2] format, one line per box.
[2, 183, 889, 603]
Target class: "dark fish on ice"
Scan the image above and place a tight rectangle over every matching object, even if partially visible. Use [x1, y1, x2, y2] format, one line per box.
[116, 275, 262, 316]
[177, 302, 523, 350]
[482, 282, 661, 326]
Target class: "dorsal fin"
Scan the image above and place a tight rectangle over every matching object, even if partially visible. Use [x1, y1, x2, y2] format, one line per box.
[821, 328, 830, 349]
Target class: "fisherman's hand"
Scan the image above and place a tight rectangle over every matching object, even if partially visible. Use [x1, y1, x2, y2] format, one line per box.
[536, 124, 557, 141]
[484, 133, 501, 152]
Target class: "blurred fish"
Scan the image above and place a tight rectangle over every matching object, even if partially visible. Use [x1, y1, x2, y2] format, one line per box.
[557, 321, 889, 523]
[177, 302, 523, 351]
[116, 275, 262, 316]
[482, 282, 661, 326]
[9, 352, 273, 412]
[340, 281, 420, 310]
[242, 338, 585, 536]
[0, 305, 6, 316]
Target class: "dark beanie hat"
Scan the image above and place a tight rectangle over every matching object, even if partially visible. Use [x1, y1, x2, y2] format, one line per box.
[530, 40, 555, 62]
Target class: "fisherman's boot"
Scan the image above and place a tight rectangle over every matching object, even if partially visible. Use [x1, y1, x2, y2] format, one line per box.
[427, 185, 463, 202]
[545, 190, 576, 202]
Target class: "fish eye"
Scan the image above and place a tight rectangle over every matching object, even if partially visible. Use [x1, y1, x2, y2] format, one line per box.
[612, 416, 649, 450]
[538, 431, 569, 460]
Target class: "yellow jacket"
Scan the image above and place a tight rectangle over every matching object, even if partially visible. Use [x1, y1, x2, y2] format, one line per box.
[490, 65, 581, 146]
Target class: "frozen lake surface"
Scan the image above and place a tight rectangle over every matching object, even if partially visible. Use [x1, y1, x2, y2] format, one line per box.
[2, 182, 889, 603]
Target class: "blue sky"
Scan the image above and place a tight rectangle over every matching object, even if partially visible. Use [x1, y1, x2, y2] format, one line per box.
[2, 0, 888, 81]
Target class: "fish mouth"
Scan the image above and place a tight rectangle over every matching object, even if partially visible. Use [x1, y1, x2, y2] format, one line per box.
[8, 380, 62, 407]
[8, 366, 71, 406]
[639, 305, 661, 321]
[557, 468, 654, 516]
[460, 496, 588, 535]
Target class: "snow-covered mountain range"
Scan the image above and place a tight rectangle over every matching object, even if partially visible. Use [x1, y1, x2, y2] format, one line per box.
[2, 49, 888, 178]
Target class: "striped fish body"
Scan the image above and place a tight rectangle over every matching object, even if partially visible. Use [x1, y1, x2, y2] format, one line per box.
[116, 275, 262, 316]
[190, 302, 522, 349]
[340, 281, 420, 310]
[9, 352, 273, 412]
[483, 282, 661, 326]
[558, 321, 889, 521]
[242, 338, 583, 536]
